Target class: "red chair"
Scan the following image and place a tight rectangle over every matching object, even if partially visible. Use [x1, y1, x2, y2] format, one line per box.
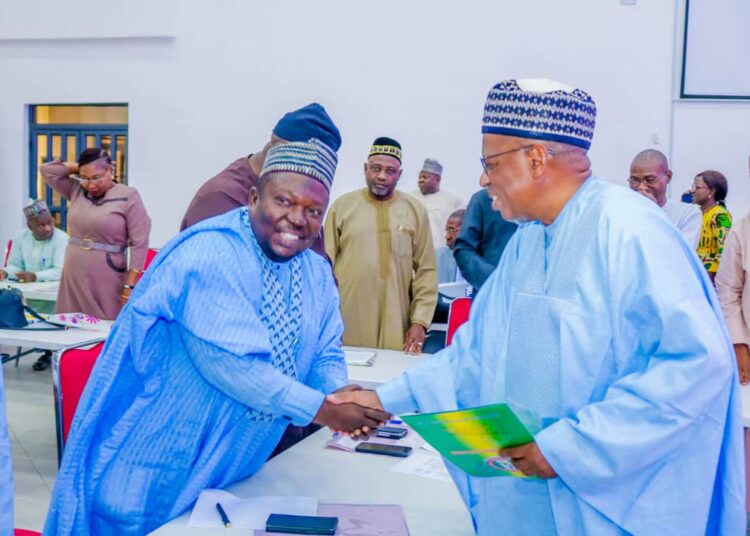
[52, 339, 106, 464]
[144, 247, 158, 270]
[3, 239, 11, 267]
[445, 297, 471, 346]
[136, 248, 159, 283]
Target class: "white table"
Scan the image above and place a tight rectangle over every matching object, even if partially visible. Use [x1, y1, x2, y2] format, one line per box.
[0, 324, 110, 351]
[150, 429, 474, 536]
[2, 280, 60, 301]
[345, 346, 422, 389]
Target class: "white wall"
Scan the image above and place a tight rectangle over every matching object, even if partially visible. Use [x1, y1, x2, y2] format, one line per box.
[671, 101, 750, 218]
[1, 0, 677, 247]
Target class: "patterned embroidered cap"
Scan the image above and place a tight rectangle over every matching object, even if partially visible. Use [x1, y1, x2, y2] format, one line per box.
[369, 136, 402, 162]
[260, 138, 338, 191]
[22, 199, 51, 220]
[421, 158, 443, 176]
[482, 78, 596, 150]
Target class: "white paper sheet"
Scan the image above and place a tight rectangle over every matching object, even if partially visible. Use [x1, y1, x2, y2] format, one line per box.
[344, 350, 377, 366]
[438, 281, 469, 298]
[389, 451, 453, 482]
[188, 489, 317, 529]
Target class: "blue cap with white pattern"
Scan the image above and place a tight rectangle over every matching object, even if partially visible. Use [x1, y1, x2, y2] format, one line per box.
[482, 79, 596, 150]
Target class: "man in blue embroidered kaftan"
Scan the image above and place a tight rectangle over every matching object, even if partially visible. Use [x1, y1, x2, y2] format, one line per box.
[44, 139, 388, 535]
[330, 79, 746, 535]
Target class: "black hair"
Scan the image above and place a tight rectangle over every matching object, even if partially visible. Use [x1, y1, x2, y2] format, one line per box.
[78, 147, 112, 167]
[697, 170, 728, 205]
[449, 208, 466, 221]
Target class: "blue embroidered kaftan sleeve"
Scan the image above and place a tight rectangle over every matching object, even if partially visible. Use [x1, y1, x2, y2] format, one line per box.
[304, 262, 347, 395]
[130, 229, 340, 426]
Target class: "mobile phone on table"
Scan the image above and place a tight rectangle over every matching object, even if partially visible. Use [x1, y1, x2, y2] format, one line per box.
[376, 426, 408, 439]
[265, 513, 338, 535]
[355, 442, 412, 457]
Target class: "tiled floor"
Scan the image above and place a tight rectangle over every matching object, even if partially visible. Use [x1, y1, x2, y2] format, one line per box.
[3, 349, 57, 532]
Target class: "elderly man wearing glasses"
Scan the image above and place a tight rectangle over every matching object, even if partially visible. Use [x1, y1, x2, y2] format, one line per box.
[329, 79, 744, 535]
[627, 149, 702, 247]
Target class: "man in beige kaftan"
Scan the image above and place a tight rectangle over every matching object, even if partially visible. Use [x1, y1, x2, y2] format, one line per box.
[324, 137, 437, 354]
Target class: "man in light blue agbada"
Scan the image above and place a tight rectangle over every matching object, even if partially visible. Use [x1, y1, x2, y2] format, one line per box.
[331, 79, 746, 534]
[0, 199, 67, 284]
[44, 139, 389, 535]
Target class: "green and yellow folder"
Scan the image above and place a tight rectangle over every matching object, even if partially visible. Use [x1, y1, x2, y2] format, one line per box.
[401, 403, 538, 478]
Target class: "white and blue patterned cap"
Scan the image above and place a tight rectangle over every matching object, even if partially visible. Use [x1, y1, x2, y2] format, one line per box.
[261, 138, 338, 191]
[482, 79, 596, 150]
[23, 198, 51, 220]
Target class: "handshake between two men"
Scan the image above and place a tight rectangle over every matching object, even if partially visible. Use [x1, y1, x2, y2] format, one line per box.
[313, 385, 389, 438]
[312, 384, 557, 478]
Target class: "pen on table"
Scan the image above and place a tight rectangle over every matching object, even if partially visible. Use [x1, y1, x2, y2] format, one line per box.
[215, 502, 232, 528]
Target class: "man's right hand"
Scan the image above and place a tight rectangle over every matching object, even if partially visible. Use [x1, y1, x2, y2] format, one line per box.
[313, 399, 390, 438]
[0, 269, 6, 281]
[326, 388, 385, 412]
[735, 343, 750, 385]
[325, 389, 390, 437]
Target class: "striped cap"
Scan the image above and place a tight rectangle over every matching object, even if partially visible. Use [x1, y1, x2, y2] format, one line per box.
[482, 79, 596, 150]
[261, 138, 338, 191]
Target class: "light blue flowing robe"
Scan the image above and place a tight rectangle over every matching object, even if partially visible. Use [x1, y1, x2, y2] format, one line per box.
[378, 178, 746, 535]
[44, 208, 347, 536]
[0, 361, 13, 535]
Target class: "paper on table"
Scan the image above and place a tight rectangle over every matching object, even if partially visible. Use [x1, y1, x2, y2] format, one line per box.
[44, 313, 112, 332]
[389, 450, 453, 482]
[254, 504, 410, 536]
[344, 350, 377, 366]
[188, 489, 317, 529]
[438, 281, 469, 299]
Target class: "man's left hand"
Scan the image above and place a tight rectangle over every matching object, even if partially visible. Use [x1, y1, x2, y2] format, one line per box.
[498, 442, 557, 479]
[403, 324, 426, 355]
[16, 271, 36, 283]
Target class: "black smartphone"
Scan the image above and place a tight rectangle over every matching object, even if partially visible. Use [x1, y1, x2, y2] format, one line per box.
[355, 442, 412, 458]
[375, 426, 408, 439]
[265, 513, 338, 535]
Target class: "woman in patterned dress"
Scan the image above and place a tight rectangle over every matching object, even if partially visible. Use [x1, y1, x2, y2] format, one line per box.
[691, 169, 732, 283]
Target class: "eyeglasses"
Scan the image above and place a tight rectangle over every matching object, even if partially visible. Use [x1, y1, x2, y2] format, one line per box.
[627, 174, 666, 186]
[480, 144, 555, 174]
[71, 174, 107, 185]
